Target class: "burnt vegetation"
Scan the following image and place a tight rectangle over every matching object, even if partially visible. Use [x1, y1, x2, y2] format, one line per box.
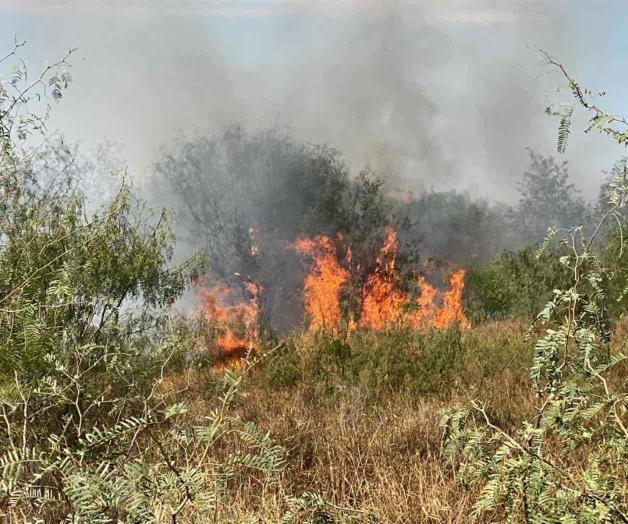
[0, 42, 626, 524]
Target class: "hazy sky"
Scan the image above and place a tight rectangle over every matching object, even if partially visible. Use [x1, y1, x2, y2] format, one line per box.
[2, 0, 627, 201]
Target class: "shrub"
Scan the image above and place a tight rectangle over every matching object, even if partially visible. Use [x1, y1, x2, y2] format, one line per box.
[0, 45, 334, 524]
[0, 351, 288, 522]
[260, 325, 516, 404]
[264, 342, 303, 389]
[409, 326, 466, 394]
[510, 149, 591, 245]
[464, 245, 570, 322]
[443, 53, 628, 522]
[153, 127, 397, 333]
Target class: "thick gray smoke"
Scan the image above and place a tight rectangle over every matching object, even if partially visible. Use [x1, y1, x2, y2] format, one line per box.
[10, 0, 610, 202]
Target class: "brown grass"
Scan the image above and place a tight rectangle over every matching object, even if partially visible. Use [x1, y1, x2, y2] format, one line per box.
[182, 321, 534, 522]
[157, 319, 626, 522]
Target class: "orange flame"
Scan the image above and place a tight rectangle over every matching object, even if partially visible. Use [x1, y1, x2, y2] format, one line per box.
[195, 280, 259, 367]
[294, 227, 470, 332]
[409, 270, 469, 329]
[292, 235, 349, 333]
[408, 275, 438, 328]
[359, 227, 407, 329]
[435, 269, 470, 329]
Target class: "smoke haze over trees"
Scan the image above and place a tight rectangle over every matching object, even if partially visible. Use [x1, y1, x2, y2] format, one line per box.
[6, 3, 625, 328]
[511, 150, 590, 244]
[7, 1, 626, 201]
[7, 2, 623, 298]
[152, 122, 613, 329]
[153, 126, 396, 330]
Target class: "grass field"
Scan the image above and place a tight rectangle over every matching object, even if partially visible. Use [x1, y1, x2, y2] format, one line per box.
[144, 321, 542, 521]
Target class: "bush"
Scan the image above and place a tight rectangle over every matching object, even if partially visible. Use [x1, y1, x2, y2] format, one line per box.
[258, 324, 529, 405]
[600, 224, 628, 318]
[153, 127, 397, 333]
[510, 149, 591, 245]
[444, 55, 628, 523]
[264, 342, 303, 389]
[464, 245, 570, 321]
[409, 326, 466, 394]
[0, 46, 326, 523]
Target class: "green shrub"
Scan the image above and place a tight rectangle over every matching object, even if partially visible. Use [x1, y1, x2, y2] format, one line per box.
[0, 46, 348, 523]
[600, 221, 628, 318]
[264, 343, 303, 389]
[351, 330, 417, 398]
[464, 246, 570, 321]
[444, 55, 628, 523]
[263, 325, 487, 403]
[410, 326, 466, 394]
[0, 56, 200, 381]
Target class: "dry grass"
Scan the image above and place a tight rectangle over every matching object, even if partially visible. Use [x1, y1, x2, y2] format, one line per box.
[237, 390, 474, 522]
[174, 321, 533, 522]
[158, 319, 626, 522]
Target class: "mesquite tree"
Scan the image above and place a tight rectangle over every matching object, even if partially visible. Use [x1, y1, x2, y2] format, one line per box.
[442, 53, 628, 522]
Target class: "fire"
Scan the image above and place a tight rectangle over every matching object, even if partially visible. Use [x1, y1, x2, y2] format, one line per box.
[409, 271, 469, 329]
[195, 280, 259, 367]
[294, 227, 470, 332]
[193, 223, 261, 368]
[409, 275, 439, 327]
[196, 225, 469, 363]
[359, 227, 407, 329]
[292, 235, 349, 333]
[434, 269, 470, 329]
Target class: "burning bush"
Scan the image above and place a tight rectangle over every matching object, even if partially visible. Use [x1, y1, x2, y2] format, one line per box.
[192, 224, 470, 369]
[194, 280, 260, 367]
[291, 234, 350, 333]
[292, 227, 470, 335]
[153, 127, 396, 331]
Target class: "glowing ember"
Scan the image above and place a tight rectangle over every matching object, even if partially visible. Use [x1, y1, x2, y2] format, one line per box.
[292, 235, 349, 332]
[195, 280, 259, 367]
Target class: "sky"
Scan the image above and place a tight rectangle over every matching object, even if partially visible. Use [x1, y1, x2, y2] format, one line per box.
[2, 0, 628, 201]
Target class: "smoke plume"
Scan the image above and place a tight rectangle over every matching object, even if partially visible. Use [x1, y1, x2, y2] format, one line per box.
[10, 0, 591, 200]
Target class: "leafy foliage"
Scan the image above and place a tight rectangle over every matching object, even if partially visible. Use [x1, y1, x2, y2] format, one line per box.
[464, 245, 571, 321]
[259, 324, 530, 407]
[0, 348, 288, 522]
[0, 46, 368, 523]
[443, 55, 628, 523]
[510, 150, 590, 246]
[0, 39, 74, 157]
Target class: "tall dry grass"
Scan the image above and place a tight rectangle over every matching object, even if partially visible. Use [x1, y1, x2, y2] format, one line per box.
[158, 319, 626, 522]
